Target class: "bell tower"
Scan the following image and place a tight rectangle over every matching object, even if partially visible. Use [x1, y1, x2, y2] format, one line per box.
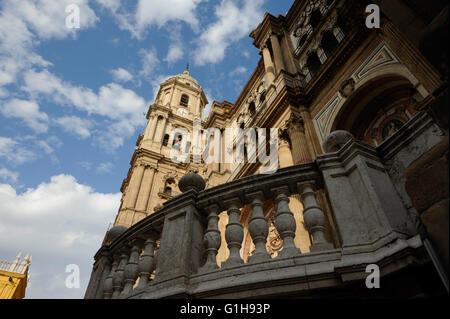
[113, 70, 208, 227]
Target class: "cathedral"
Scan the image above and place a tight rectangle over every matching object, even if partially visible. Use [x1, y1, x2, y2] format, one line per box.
[85, 0, 448, 298]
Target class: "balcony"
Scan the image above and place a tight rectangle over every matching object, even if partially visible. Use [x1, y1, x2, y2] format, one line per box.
[84, 112, 444, 299]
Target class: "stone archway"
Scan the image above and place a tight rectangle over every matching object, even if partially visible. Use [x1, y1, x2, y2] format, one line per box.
[330, 74, 421, 147]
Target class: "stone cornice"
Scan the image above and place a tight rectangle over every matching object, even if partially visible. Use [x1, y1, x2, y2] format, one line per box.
[250, 13, 284, 50]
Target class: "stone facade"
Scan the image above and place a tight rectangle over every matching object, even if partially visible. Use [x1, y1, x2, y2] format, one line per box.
[86, 0, 448, 298]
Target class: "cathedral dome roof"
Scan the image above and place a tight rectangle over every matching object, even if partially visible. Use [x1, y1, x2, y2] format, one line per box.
[166, 69, 200, 88]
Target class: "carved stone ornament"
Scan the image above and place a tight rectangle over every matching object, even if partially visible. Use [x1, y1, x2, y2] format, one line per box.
[339, 78, 355, 98]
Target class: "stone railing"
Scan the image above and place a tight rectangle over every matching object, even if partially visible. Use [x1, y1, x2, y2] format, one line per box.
[85, 114, 440, 298]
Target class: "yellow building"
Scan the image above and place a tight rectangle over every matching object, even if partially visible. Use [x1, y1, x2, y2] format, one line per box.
[0, 253, 31, 299]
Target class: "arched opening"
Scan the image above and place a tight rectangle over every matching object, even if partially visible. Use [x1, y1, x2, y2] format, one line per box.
[310, 10, 323, 29]
[321, 30, 339, 56]
[162, 134, 169, 146]
[306, 51, 321, 76]
[331, 75, 420, 146]
[259, 91, 266, 104]
[248, 102, 256, 116]
[180, 94, 189, 107]
[298, 34, 308, 48]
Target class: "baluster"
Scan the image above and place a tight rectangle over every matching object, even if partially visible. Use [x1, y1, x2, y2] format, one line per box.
[272, 186, 301, 257]
[136, 236, 156, 289]
[248, 191, 270, 262]
[95, 256, 111, 299]
[121, 241, 141, 296]
[111, 251, 128, 298]
[222, 198, 244, 268]
[199, 204, 221, 272]
[298, 182, 333, 251]
[103, 258, 118, 299]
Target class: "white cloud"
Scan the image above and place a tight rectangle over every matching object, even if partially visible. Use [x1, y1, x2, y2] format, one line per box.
[22, 69, 148, 150]
[0, 174, 121, 298]
[164, 24, 184, 65]
[139, 48, 160, 78]
[98, 0, 205, 38]
[0, 0, 98, 89]
[110, 67, 133, 82]
[1, 99, 49, 133]
[96, 162, 114, 174]
[194, 0, 265, 65]
[165, 45, 184, 65]
[0, 136, 36, 165]
[0, 168, 18, 183]
[54, 116, 94, 139]
[229, 66, 247, 77]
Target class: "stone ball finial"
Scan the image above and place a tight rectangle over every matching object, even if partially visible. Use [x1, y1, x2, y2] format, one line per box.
[178, 172, 206, 193]
[322, 130, 354, 153]
[107, 225, 128, 242]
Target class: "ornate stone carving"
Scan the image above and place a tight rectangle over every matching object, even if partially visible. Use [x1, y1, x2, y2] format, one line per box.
[285, 113, 306, 133]
[339, 78, 355, 98]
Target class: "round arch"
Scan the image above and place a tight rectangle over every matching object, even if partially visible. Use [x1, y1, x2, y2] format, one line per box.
[322, 63, 430, 140]
[330, 73, 420, 146]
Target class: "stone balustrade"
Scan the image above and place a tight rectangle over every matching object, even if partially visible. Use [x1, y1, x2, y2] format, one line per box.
[85, 117, 436, 298]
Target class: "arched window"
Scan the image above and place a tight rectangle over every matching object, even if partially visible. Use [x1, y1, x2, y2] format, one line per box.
[180, 94, 189, 107]
[307, 51, 321, 76]
[162, 134, 169, 146]
[321, 31, 339, 56]
[309, 10, 322, 29]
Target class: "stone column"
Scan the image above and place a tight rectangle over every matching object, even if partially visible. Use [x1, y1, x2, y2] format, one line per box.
[299, 106, 321, 158]
[261, 44, 275, 87]
[135, 165, 156, 213]
[155, 116, 167, 143]
[123, 163, 145, 210]
[146, 115, 158, 141]
[286, 113, 312, 164]
[270, 33, 285, 74]
[278, 131, 294, 167]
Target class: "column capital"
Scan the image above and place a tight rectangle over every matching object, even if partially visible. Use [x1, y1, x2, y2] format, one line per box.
[285, 113, 305, 133]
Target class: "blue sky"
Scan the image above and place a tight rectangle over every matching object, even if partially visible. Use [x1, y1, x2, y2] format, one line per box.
[0, 0, 292, 298]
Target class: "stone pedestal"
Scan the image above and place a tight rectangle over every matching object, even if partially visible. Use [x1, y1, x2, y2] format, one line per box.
[317, 139, 416, 251]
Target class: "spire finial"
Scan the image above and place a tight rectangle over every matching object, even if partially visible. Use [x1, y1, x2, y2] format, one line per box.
[186, 62, 189, 72]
